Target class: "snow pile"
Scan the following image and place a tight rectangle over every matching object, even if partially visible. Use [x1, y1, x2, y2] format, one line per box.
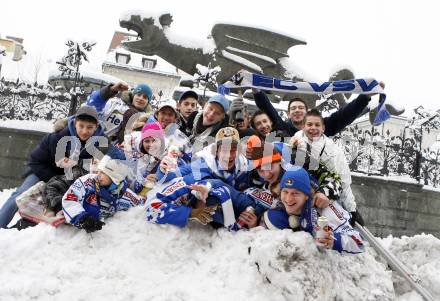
[250, 231, 394, 300]
[0, 189, 439, 301]
[380, 234, 440, 299]
[279, 57, 316, 82]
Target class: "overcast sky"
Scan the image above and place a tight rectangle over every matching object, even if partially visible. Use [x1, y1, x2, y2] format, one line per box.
[1, 0, 439, 112]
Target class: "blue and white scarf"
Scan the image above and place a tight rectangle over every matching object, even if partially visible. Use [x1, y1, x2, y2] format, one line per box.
[220, 70, 390, 125]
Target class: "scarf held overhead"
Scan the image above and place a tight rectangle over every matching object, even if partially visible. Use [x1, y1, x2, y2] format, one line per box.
[220, 70, 390, 125]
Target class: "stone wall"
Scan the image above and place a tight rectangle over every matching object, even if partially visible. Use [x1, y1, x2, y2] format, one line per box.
[1, 127, 439, 238]
[353, 175, 440, 238]
[0, 127, 46, 189]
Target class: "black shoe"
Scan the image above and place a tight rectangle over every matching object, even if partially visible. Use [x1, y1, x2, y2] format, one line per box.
[9, 218, 38, 231]
[350, 211, 365, 227]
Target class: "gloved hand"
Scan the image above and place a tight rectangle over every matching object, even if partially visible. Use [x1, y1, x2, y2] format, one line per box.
[350, 210, 365, 227]
[189, 205, 218, 225]
[228, 98, 245, 124]
[229, 98, 245, 114]
[78, 215, 105, 233]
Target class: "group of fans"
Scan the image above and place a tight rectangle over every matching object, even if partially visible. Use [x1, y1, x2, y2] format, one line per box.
[0, 79, 383, 254]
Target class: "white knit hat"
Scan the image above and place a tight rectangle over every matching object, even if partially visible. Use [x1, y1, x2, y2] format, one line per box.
[97, 155, 129, 185]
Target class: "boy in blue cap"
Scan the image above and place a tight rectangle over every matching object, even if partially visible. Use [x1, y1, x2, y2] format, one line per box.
[87, 81, 154, 144]
[186, 94, 231, 150]
[262, 167, 364, 254]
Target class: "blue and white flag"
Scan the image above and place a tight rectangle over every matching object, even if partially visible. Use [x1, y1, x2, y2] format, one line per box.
[373, 95, 391, 125]
[217, 84, 231, 96]
[223, 70, 391, 125]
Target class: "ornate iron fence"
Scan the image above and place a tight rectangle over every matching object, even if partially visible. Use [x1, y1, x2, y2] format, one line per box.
[0, 78, 87, 120]
[334, 123, 440, 187]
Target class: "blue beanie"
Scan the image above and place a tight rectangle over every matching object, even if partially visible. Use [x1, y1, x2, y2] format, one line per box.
[133, 84, 153, 101]
[105, 146, 126, 161]
[208, 94, 229, 113]
[280, 167, 312, 197]
[263, 209, 290, 230]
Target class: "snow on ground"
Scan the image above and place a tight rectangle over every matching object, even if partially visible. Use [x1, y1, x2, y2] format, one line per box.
[0, 119, 53, 133]
[381, 234, 440, 300]
[0, 190, 438, 301]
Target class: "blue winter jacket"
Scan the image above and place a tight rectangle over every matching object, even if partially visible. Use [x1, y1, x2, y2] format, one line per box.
[156, 156, 251, 192]
[146, 177, 255, 228]
[263, 200, 365, 254]
[27, 116, 105, 182]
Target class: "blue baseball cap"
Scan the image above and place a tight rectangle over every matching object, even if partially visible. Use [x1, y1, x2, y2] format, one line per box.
[280, 167, 312, 197]
[207, 94, 229, 113]
[133, 84, 153, 101]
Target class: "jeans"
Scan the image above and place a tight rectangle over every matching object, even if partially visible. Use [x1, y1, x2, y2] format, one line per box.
[0, 174, 41, 228]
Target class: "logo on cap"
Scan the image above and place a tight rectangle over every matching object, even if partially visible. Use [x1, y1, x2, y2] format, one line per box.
[285, 178, 294, 186]
[222, 127, 235, 137]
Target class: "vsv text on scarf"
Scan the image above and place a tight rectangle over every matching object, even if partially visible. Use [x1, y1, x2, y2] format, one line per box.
[220, 70, 390, 125]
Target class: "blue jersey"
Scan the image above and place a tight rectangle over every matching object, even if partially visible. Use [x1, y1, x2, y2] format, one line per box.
[145, 176, 254, 229]
[262, 200, 364, 254]
[62, 174, 145, 226]
[156, 148, 251, 192]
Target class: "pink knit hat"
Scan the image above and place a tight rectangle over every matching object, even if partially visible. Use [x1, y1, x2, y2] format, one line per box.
[140, 121, 165, 142]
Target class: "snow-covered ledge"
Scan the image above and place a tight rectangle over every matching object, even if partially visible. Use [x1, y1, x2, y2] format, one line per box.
[352, 174, 440, 238]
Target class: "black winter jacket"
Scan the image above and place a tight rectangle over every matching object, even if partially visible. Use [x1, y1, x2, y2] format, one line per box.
[42, 165, 88, 212]
[253, 91, 371, 137]
[26, 116, 104, 182]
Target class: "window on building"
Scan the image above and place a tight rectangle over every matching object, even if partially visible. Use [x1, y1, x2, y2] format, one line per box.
[142, 58, 156, 69]
[116, 53, 130, 64]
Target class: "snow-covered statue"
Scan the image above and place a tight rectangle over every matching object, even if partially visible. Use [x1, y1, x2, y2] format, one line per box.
[119, 12, 307, 83]
[118, 12, 403, 115]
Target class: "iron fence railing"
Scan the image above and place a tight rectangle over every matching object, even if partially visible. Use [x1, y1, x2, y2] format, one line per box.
[334, 124, 440, 187]
[0, 78, 87, 120]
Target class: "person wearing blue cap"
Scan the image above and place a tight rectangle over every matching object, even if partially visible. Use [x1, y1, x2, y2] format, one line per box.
[261, 167, 365, 254]
[185, 94, 231, 150]
[86, 81, 154, 144]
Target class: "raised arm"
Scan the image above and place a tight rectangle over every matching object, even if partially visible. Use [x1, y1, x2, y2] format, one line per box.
[323, 94, 371, 137]
[87, 82, 128, 112]
[253, 90, 297, 135]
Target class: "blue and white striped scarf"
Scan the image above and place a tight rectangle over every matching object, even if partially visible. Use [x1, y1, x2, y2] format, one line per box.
[220, 70, 390, 125]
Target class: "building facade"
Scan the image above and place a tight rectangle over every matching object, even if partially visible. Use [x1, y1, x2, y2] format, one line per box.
[102, 31, 181, 100]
